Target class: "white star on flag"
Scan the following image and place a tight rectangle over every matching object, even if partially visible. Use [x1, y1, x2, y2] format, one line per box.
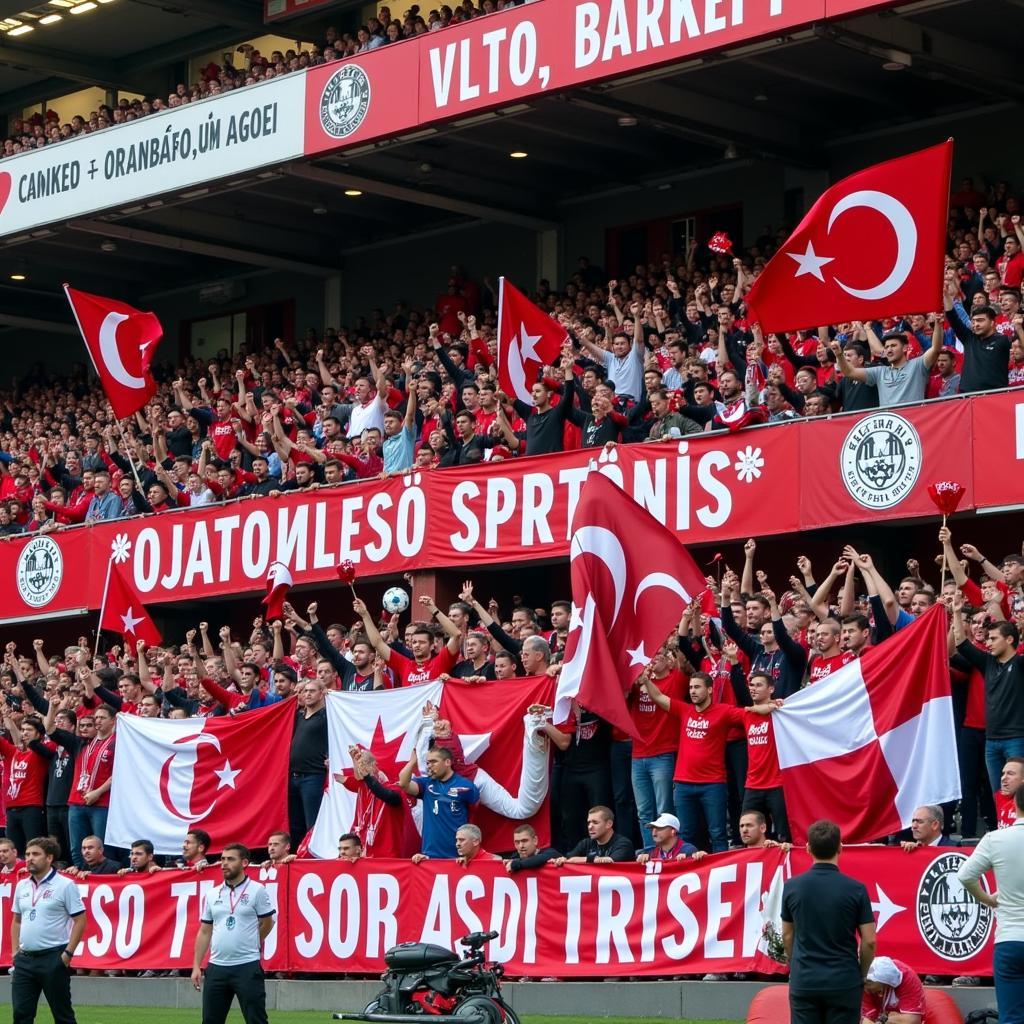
[516, 324, 542, 362]
[786, 241, 835, 282]
[626, 642, 651, 668]
[214, 759, 240, 790]
[568, 602, 584, 631]
[120, 607, 144, 635]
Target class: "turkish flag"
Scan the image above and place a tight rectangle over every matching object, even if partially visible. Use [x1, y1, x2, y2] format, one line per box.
[308, 677, 554, 858]
[64, 285, 163, 419]
[772, 605, 959, 844]
[554, 471, 708, 737]
[100, 562, 162, 646]
[262, 560, 293, 622]
[497, 277, 567, 406]
[744, 141, 953, 332]
[105, 700, 295, 855]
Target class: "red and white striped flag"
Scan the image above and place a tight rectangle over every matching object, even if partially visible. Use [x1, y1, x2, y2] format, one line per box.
[772, 605, 959, 843]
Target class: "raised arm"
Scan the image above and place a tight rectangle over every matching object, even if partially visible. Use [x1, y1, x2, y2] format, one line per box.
[830, 339, 867, 382]
[740, 538, 756, 596]
[416, 594, 461, 653]
[921, 311, 944, 370]
[353, 596, 391, 660]
[809, 558, 849, 620]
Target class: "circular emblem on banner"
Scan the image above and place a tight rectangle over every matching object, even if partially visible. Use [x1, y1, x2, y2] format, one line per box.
[16, 536, 63, 608]
[916, 854, 992, 961]
[319, 65, 371, 139]
[840, 411, 921, 509]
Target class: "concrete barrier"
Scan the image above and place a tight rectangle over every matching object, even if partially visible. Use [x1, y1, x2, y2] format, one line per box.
[0, 976, 999, 1019]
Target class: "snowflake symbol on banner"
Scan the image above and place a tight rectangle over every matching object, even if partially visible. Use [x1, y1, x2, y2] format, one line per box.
[734, 446, 764, 484]
[110, 533, 132, 564]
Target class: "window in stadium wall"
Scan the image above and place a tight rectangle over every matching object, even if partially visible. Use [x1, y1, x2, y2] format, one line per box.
[605, 204, 743, 273]
[189, 34, 314, 82]
[184, 300, 295, 360]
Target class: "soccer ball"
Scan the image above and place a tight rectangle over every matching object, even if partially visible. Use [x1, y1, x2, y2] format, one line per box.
[382, 587, 410, 614]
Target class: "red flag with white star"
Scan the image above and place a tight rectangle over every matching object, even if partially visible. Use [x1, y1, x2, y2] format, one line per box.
[554, 471, 707, 737]
[100, 562, 162, 646]
[105, 701, 294, 855]
[64, 285, 163, 419]
[744, 141, 952, 332]
[497, 277, 568, 406]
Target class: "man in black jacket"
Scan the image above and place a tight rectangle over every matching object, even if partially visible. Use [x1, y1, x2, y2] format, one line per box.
[505, 824, 558, 872]
[721, 582, 806, 699]
[553, 806, 634, 864]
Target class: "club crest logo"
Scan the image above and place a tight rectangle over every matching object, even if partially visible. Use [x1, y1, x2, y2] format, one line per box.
[916, 854, 992, 961]
[319, 65, 370, 139]
[16, 536, 63, 607]
[840, 412, 921, 509]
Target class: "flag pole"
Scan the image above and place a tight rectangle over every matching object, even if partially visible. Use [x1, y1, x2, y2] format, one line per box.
[939, 513, 949, 593]
[95, 551, 115, 652]
[112, 411, 144, 492]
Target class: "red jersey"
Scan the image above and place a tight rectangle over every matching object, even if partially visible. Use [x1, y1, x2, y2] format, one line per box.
[743, 711, 782, 790]
[0, 858, 25, 875]
[996, 791, 1018, 829]
[386, 646, 457, 687]
[209, 419, 237, 461]
[0, 738, 52, 807]
[963, 659, 986, 731]
[807, 650, 855, 684]
[860, 959, 925, 1021]
[283, 656, 317, 680]
[629, 671, 686, 759]
[67, 733, 116, 808]
[667, 699, 744, 784]
[341, 773, 410, 858]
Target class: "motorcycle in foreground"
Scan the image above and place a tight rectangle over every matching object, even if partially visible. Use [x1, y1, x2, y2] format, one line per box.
[332, 929, 521, 1024]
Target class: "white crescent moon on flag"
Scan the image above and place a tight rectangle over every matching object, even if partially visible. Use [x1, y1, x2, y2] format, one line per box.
[504, 331, 534, 405]
[633, 572, 691, 612]
[828, 190, 917, 301]
[571, 526, 626, 627]
[158, 731, 221, 822]
[99, 311, 147, 389]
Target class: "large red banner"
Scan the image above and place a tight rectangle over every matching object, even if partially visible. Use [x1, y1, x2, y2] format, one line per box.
[0, 391, 1020, 625]
[0, 848, 994, 975]
[302, 0, 845, 159]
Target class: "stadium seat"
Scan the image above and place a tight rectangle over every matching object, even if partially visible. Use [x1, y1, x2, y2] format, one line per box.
[746, 983, 965, 1024]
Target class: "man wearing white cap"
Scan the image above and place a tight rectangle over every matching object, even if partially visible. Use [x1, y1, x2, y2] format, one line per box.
[635, 813, 704, 863]
[861, 956, 926, 1024]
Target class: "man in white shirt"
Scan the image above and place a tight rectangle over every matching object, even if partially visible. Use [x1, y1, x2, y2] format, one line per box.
[958, 785, 1024, 1024]
[192, 843, 276, 1024]
[10, 835, 87, 1024]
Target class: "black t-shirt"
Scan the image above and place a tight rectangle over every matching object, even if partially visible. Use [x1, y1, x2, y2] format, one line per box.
[781, 862, 873, 993]
[956, 640, 1024, 739]
[960, 332, 1011, 393]
[566, 832, 635, 862]
[47, 741, 75, 807]
[165, 425, 194, 458]
[451, 659, 496, 680]
[513, 388, 571, 456]
[561, 709, 612, 773]
[290, 706, 328, 774]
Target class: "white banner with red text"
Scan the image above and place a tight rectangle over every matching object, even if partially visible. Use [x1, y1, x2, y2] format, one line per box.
[3, 0, 902, 240]
[0, 391, 1019, 624]
[0, 848, 994, 975]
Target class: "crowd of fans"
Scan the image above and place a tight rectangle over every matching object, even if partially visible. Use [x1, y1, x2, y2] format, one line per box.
[0, 177, 1021, 984]
[2, 1, 525, 160]
[0, 531, 1020, 875]
[1, 178, 1023, 531]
